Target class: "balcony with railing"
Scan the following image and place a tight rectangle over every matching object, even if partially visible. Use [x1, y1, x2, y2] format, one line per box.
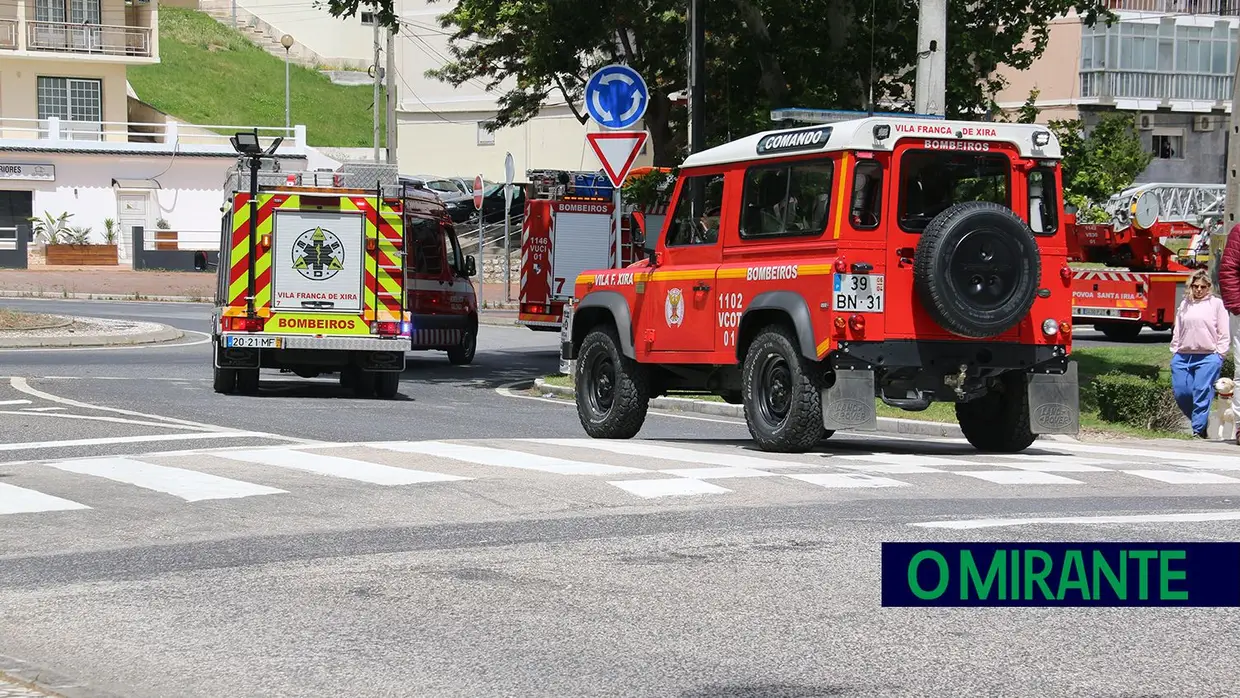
[0, 117, 306, 157]
[1104, 0, 1240, 13]
[1080, 70, 1234, 102]
[24, 21, 151, 57]
[0, 18, 17, 50]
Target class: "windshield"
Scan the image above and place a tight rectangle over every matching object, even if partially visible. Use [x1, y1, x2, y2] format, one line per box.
[897, 150, 1011, 232]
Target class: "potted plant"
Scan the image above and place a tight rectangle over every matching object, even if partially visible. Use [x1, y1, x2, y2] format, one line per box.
[36, 213, 118, 266]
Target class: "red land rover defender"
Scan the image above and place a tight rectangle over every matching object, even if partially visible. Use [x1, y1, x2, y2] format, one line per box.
[403, 186, 480, 365]
[559, 116, 1078, 453]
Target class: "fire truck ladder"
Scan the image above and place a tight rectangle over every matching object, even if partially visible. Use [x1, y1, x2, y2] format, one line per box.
[1105, 183, 1226, 230]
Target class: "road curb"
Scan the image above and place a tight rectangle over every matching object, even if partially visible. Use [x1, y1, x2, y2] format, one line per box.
[1, 653, 125, 698]
[0, 322, 183, 348]
[0, 289, 206, 303]
[532, 378, 969, 439]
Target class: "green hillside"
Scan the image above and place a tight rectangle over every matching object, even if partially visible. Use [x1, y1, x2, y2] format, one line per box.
[128, 8, 385, 148]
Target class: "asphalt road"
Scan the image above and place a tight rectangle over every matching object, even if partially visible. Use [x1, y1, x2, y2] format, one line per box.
[0, 298, 1235, 698]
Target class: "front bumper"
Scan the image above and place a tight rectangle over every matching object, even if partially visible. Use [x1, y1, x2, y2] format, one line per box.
[219, 333, 412, 352]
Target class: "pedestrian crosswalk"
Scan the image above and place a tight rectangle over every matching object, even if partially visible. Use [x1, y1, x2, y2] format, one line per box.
[2, 436, 1240, 517]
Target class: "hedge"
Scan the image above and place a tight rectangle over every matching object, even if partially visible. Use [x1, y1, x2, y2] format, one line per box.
[1093, 372, 1184, 431]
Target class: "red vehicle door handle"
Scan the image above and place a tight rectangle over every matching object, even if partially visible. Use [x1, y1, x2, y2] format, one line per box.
[693, 282, 710, 292]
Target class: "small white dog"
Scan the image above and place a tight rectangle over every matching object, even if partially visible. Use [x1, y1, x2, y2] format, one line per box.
[1208, 376, 1237, 441]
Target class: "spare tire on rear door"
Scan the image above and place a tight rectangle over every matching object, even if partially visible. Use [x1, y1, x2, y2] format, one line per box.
[913, 201, 1041, 339]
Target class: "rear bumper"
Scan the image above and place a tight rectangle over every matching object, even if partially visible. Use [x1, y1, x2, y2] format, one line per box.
[218, 333, 411, 352]
[410, 313, 470, 348]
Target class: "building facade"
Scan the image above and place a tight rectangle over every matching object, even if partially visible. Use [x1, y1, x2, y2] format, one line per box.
[0, 0, 310, 263]
[994, 0, 1240, 185]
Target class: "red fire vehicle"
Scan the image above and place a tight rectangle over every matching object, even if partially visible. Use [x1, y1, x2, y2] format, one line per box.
[404, 184, 480, 363]
[1067, 183, 1220, 341]
[517, 168, 671, 332]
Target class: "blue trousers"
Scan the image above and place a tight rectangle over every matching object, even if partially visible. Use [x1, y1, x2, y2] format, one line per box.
[1171, 352, 1224, 434]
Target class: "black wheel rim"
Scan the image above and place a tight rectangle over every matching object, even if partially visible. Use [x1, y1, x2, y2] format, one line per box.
[585, 351, 616, 416]
[757, 353, 793, 427]
[946, 228, 1023, 311]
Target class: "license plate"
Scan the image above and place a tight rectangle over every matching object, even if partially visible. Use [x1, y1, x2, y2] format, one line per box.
[1075, 307, 1121, 318]
[224, 335, 282, 349]
[560, 306, 573, 343]
[833, 273, 884, 313]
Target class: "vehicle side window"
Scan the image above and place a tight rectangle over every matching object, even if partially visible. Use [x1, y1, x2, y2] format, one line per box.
[850, 160, 883, 230]
[664, 174, 725, 246]
[408, 216, 444, 275]
[897, 150, 1010, 232]
[1028, 168, 1058, 236]
[443, 223, 465, 276]
[739, 159, 833, 239]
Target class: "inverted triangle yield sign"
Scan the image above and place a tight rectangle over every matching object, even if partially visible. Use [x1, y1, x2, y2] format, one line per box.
[586, 131, 648, 187]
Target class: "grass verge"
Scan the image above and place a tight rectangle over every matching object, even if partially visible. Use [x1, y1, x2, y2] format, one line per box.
[128, 8, 386, 148]
[0, 307, 64, 330]
[540, 344, 1186, 440]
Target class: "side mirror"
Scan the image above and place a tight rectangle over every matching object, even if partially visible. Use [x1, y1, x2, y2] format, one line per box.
[464, 254, 477, 277]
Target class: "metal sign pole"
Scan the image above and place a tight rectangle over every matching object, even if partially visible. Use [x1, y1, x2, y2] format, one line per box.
[478, 213, 484, 310]
[612, 186, 621, 268]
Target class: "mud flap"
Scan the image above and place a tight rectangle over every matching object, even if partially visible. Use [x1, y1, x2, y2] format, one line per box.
[215, 345, 259, 369]
[359, 351, 406, 372]
[822, 368, 877, 431]
[1027, 361, 1080, 435]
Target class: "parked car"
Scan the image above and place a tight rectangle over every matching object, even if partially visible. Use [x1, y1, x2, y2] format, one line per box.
[439, 182, 527, 225]
[400, 175, 469, 199]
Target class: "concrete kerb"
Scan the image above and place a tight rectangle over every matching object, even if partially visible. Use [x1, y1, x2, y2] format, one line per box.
[0, 323, 183, 348]
[1, 651, 125, 698]
[531, 377, 968, 439]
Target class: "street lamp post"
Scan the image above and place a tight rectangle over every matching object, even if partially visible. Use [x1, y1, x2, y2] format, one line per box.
[280, 34, 294, 132]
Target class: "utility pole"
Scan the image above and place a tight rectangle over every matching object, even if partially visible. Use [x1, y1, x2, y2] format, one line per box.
[687, 0, 704, 154]
[386, 27, 397, 166]
[1226, 46, 1240, 231]
[372, 20, 381, 163]
[913, 0, 946, 116]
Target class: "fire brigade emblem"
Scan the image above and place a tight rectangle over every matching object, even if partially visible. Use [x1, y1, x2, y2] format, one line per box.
[292, 227, 345, 281]
[665, 287, 684, 327]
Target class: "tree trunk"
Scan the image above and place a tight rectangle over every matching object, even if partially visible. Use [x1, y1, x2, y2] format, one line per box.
[645, 92, 679, 167]
[731, 0, 788, 106]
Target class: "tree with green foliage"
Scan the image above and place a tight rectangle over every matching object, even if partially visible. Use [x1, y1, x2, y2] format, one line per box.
[1048, 113, 1153, 222]
[319, 0, 1112, 165]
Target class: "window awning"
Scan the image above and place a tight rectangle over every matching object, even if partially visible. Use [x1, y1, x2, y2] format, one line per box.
[111, 178, 162, 190]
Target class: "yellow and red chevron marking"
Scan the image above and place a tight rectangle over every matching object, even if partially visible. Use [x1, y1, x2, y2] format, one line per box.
[347, 195, 404, 322]
[227, 193, 283, 313]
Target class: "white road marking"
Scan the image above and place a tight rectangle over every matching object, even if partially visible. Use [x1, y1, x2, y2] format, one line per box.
[45, 457, 287, 502]
[0, 482, 90, 515]
[656, 466, 780, 479]
[8, 376, 320, 444]
[371, 440, 644, 476]
[1122, 470, 1240, 485]
[0, 431, 271, 453]
[608, 478, 731, 498]
[0, 410, 209, 431]
[1042, 440, 1234, 464]
[953, 470, 1083, 485]
[833, 453, 975, 467]
[522, 437, 811, 469]
[913, 511, 1240, 530]
[211, 449, 472, 486]
[20, 407, 65, 412]
[987, 461, 1110, 473]
[0, 329, 211, 353]
[834, 462, 944, 474]
[0, 400, 32, 406]
[785, 473, 909, 488]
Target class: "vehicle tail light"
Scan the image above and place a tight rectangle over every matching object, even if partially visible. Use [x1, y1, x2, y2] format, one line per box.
[228, 316, 262, 332]
[834, 316, 847, 335]
[849, 314, 865, 332]
[371, 321, 399, 335]
[833, 257, 847, 273]
[1060, 264, 1072, 282]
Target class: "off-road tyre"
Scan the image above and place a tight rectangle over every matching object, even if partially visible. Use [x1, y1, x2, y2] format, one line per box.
[447, 318, 478, 365]
[213, 366, 236, 394]
[1096, 321, 1142, 342]
[236, 369, 260, 396]
[914, 201, 1041, 339]
[374, 370, 401, 399]
[742, 326, 826, 453]
[955, 372, 1037, 453]
[353, 368, 377, 398]
[575, 326, 649, 439]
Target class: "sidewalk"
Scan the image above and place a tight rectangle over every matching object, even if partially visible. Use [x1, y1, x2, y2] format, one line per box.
[0, 268, 522, 309]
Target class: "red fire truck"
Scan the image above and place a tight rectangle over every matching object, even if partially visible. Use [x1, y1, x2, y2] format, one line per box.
[1068, 183, 1220, 341]
[517, 167, 672, 331]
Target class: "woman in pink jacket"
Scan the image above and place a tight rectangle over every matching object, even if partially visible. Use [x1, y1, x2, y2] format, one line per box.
[1170, 269, 1231, 438]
